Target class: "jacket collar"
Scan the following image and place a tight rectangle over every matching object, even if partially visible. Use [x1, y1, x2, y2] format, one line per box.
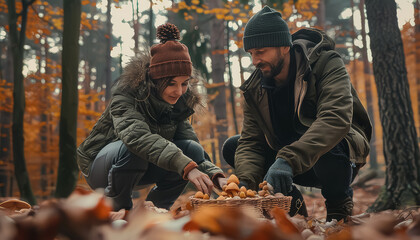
[143, 90, 194, 123]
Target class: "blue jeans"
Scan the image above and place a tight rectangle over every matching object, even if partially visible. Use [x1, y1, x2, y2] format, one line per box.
[86, 139, 205, 210]
[222, 135, 357, 202]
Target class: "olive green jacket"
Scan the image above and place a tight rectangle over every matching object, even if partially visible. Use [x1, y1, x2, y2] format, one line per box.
[77, 54, 223, 179]
[235, 28, 372, 189]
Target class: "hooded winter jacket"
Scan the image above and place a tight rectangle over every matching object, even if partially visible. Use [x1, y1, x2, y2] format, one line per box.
[235, 28, 372, 190]
[77, 53, 223, 180]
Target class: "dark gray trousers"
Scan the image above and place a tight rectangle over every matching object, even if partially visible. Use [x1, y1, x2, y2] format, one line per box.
[86, 139, 205, 211]
[222, 135, 357, 202]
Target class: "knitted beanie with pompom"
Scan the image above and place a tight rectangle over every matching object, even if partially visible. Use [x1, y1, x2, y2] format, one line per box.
[149, 23, 192, 79]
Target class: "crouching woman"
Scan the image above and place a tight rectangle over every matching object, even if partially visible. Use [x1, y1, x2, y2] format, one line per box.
[77, 23, 225, 210]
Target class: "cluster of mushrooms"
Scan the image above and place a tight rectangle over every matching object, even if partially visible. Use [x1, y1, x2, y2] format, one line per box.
[194, 174, 283, 200]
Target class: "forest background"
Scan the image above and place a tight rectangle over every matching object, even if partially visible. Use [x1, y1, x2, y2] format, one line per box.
[0, 0, 419, 212]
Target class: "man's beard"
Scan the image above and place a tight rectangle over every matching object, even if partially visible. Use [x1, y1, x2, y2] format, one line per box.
[257, 56, 284, 79]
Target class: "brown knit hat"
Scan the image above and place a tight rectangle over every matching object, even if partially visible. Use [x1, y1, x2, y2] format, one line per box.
[149, 23, 192, 79]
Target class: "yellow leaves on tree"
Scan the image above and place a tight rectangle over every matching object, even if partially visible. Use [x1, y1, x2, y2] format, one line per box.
[0, 0, 97, 45]
[170, 0, 251, 22]
[0, 80, 12, 112]
[212, 49, 229, 55]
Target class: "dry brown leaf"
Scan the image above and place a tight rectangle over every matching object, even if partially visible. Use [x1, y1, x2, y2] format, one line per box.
[185, 205, 285, 239]
[326, 227, 352, 240]
[97, 206, 173, 240]
[109, 209, 127, 221]
[271, 208, 300, 235]
[63, 190, 112, 221]
[0, 199, 31, 215]
[244, 221, 290, 240]
[407, 215, 420, 237]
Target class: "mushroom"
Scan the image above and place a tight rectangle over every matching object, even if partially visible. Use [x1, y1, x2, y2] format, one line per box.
[246, 189, 255, 197]
[194, 191, 204, 199]
[258, 190, 267, 197]
[0, 199, 31, 212]
[227, 175, 240, 185]
[274, 192, 284, 198]
[225, 182, 239, 192]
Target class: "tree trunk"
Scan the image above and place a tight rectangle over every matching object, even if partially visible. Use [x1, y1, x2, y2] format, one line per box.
[6, 0, 36, 204]
[40, 38, 49, 198]
[350, 0, 358, 90]
[131, 0, 140, 57]
[55, 0, 81, 198]
[316, 0, 325, 29]
[366, 0, 420, 211]
[237, 50, 245, 85]
[209, 0, 228, 165]
[83, 60, 92, 123]
[104, 0, 112, 102]
[148, 0, 154, 47]
[359, 0, 378, 169]
[226, 21, 238, 134]
[0, 44, 13, 197]
[415, 0, 420, 136]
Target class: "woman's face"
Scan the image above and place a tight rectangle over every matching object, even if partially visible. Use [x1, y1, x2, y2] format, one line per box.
[160, 76, 190, 105]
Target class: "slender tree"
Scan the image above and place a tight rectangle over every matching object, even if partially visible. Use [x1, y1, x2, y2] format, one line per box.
[350, 0, 358, 89]
[148, 0, 154, 46]
[226, 21, 238, 134]
[415, 0, 420, 131]
[359, 0, 378, 169]
[55, 0, 81, 198]
[316, 0, 325, 29]
[6, 0, 36, 204]
[0, 44, 13, 196]
[209, 0, 228, 164]
[366, 0, 420, 211]
[104, 0, 112, 102]
[131, 0, 140, 57]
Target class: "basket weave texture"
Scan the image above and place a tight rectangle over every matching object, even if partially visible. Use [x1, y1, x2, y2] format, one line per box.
[190, 196, 292, 215]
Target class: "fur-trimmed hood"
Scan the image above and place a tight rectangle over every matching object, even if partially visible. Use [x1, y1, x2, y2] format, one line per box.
[116, 50, 203, 111]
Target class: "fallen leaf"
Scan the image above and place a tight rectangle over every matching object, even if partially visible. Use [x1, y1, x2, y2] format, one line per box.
[272, 208, 300, 234]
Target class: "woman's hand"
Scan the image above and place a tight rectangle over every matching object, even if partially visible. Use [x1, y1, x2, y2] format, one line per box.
[187, 168, 213, 195]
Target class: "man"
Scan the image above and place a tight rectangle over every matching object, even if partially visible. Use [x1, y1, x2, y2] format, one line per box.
[222, 6, 372, 222]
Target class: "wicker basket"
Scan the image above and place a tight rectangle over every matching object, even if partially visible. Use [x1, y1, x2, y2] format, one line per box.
[260, 196, 292, 214]
[190, 196, 292, 217]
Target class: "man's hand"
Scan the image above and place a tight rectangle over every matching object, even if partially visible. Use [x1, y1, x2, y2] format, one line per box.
[264, 158, 293, 195]
[187, 168, 213, 195]
[217, 177, 227, 189]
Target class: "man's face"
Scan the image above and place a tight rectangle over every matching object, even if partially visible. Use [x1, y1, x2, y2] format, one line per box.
[247, 47, 286, 78]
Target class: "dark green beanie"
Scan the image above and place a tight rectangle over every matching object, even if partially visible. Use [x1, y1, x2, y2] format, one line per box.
[243, 6, 292, 51]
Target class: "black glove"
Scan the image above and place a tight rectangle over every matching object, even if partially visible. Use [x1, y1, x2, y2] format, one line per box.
[264, 158, 293, 195]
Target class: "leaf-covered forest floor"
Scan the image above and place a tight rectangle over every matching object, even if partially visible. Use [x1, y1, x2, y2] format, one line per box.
[303, 177, 383, 220]
[1, 176, 420, 240]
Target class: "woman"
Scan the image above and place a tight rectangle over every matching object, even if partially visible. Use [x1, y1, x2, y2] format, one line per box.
[77, 23, 225, 211]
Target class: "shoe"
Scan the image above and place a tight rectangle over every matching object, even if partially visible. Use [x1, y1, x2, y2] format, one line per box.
[288, 185, 308, 217]
[325, 197, 353, 222]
